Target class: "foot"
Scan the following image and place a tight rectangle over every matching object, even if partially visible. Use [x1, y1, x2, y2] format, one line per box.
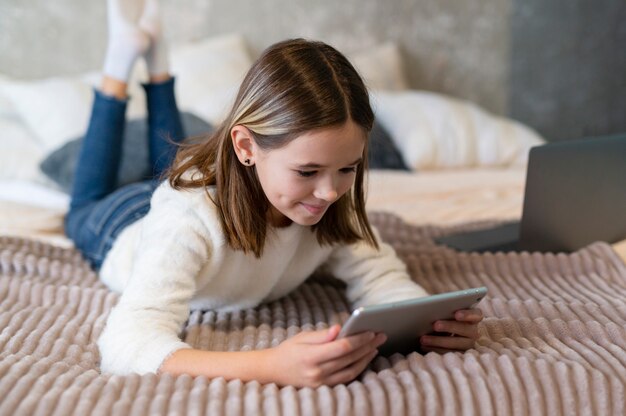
[103, 0, 150, 82]
[139, 0, 170, 77]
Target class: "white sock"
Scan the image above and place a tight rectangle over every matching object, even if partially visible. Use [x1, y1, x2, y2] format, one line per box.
[139, 0, 170, 77]
[103, 0, 150, 82]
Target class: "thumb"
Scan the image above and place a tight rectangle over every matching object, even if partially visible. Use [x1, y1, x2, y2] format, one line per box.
[298, 324, 341, 344]
[324, 324, 341, 342]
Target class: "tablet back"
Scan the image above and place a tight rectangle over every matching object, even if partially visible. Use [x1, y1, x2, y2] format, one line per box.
[341, 287, 487, 355]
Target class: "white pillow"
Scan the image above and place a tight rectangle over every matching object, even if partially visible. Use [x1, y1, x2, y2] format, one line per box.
[371, 90, 544, 169]
[0, 76, 94, 153]
[0, 76, 15, 118]
[0, 33, 253, 155]
[0, 75, 50, 183]
[0, 117, 47, 182]
[348, 43, 409, 91]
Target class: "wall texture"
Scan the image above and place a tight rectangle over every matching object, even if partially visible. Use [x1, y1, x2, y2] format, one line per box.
[1, 0, 624, 140]
[510, 0, 626, 140]
[0, 0, 510, 114]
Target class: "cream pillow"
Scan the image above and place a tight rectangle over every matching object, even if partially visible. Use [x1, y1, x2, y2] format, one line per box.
[348, 42, 410, 91]
[170, 33, 253, 124]
[371, 90, 545, 169]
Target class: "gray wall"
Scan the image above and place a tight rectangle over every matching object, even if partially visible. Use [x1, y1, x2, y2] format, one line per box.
[510, 0, 626, 141]
[1, 0, 624, 141]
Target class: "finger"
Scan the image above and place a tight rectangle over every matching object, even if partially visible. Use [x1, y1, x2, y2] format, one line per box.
[318, 342, 374, 376]
[314, 331, 378, 362]
[295, 325, 343, 345]
[324, 324, 341, 342]
[433, 320, 479, 339]
[324, 348, 378, 386]
[319, 333, 386, 374]
[454, 308, 484, 323]
[421, 334, 475, 351]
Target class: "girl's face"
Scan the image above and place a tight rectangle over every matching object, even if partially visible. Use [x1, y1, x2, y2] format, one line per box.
[254, 120, 366, 227]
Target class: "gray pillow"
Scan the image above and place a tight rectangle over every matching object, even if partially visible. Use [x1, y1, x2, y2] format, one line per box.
[367, 120, 409, 171]
[40, 112, 213, 193]
[41, 114, 408, 194]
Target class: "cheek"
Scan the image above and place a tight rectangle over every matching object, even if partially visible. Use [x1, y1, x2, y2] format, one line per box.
[266, 172, 309, 201]
[256, 167, 281, 200]
[338, 175, 357, 195]
[283, 178, 313, 200]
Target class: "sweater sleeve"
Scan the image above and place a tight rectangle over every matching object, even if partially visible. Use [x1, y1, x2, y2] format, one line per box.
[324, 227, 429, 308]
[98, 185, 216, 375]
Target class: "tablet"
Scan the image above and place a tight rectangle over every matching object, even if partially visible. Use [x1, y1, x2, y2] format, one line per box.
[338, 287, 488, 355]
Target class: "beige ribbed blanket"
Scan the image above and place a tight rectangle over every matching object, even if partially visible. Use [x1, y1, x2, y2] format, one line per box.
[1, 212, 625, 416]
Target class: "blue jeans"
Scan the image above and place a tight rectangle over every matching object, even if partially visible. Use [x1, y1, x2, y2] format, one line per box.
[64, 78, 185, 270]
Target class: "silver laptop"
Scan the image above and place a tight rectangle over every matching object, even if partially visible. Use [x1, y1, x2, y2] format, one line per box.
[435, 134, 626, 253]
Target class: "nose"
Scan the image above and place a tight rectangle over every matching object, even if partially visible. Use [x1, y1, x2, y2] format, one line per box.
[313, 177, 338, 202]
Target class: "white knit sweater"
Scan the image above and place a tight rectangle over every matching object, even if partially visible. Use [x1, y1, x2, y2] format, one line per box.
[97, 181, 429, 375]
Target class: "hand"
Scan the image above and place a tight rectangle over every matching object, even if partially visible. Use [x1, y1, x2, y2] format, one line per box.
[419, 308, 483, 353]
[264, 324, 387, 388]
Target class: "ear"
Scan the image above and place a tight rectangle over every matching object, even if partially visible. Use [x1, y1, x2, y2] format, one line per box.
[230, 125, 257, 166]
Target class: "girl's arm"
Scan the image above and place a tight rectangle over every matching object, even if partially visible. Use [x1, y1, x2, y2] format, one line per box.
[325, 227, 429, 307]
[98, 185, 213, 375]
[160, 325, 386, 388]
[325, 227, 483, 352]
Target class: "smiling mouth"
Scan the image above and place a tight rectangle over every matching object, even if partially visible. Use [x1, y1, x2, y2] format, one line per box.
[300, 202, 328, 215]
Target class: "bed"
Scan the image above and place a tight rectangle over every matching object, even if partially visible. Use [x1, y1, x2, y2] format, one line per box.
[1, 31, 626, 416]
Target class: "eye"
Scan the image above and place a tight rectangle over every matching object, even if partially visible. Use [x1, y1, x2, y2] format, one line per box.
[296, 170, 317, 178]
[340, 166, 357, 174]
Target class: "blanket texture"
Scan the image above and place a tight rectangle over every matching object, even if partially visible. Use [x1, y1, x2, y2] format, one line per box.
[1, 213, 625, 415]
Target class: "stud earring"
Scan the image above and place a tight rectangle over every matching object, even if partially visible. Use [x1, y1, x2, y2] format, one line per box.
[244, 158, 251, 165]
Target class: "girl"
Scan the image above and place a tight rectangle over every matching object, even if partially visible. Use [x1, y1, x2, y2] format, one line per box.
[66, 0, 483, 388]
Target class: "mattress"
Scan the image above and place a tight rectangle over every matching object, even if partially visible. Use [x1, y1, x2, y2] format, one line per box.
[0, 168, 525, 247]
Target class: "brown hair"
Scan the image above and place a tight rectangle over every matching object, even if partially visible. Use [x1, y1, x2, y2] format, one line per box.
[169, 38, 377, 257]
